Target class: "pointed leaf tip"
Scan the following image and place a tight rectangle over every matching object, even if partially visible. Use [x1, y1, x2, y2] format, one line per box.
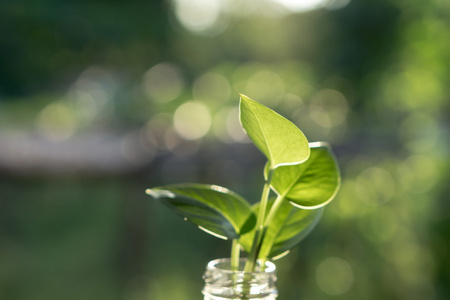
[146, 189, 175, 199]
[239, 94, 310, 169]
[146, 184, 256, 240]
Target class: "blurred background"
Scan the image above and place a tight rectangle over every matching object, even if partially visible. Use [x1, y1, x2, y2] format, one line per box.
[1, 0, 449, 299]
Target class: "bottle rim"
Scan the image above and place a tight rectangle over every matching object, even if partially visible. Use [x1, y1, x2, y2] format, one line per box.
[206, 258, 276, 274]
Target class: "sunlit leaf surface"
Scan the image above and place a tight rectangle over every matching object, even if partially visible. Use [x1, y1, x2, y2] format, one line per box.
[146, 184, 256, 240]
[268, 142, 340, 209]
[239, 94, 310, 169]
[240, 199, 323, 258]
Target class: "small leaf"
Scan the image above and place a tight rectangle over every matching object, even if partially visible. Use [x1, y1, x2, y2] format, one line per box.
[146, 184, 256, 240]
[239, 94, 310, 169]
[266, 142, 340, 209]
[239, 199, 323, 258]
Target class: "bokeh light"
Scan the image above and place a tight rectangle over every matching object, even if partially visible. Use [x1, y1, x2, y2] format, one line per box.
[355, 167, 395, 206]
[398, 155, 438, 194]
[244, 70, 285, 105]
[171, 0, 229, 35]
[1, 0, 449, 299]
[272, 0, 328, 12]
[36, 101, 78, 141]
[193, 72, 231, 104]
[173, 101, 212, 140]
[309, 89, 349, 128]
[315, 257, 354, 295]
[142, 63, 185, 103]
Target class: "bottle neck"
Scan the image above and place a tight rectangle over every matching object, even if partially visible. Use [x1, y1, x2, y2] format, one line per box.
[202, 258, 278, 300]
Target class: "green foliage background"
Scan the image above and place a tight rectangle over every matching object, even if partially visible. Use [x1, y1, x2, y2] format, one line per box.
[1, 0, 449, 299]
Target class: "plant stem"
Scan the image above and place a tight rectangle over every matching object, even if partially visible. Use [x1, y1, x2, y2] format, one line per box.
[257, 194, 286, 262]
[231, 239, 240, 271]
[263, 194, 285, 229]
[256, 180, 272, 229]
[244, 168, 273, 272]
[244, 225, 263, 272]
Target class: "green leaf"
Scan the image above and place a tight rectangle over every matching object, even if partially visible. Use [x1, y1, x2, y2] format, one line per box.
[146, 184, 256, 240]
[239, 199, 323, 258]
[239, 94, 310, 169]
[267, 142, 340, 209]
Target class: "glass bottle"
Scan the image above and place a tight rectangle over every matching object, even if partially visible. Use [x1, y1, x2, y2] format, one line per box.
[202, 258, 278, 300]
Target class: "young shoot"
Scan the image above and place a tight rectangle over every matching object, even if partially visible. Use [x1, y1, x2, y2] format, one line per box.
[146, 94, 340, 273]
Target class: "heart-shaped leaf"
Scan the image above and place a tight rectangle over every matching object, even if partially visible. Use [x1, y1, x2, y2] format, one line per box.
[239, 94, 310, 169]
[146, 184, 256, 240]
[267, 142, 340, 209]
[239, 199, 323, 258]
